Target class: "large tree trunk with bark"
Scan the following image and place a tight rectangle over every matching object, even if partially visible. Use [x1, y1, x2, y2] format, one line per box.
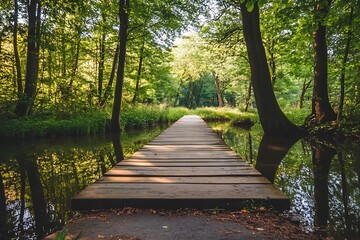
[240, 2, 303, 136]
[309, 0, 336, 124]
[15, 0, 41, 116]
[110, 0, 129, 132]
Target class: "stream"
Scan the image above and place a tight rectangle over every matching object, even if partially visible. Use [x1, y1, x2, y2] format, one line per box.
[0, 122, 359, 239]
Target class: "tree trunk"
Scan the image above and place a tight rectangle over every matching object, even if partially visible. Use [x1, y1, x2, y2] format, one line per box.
[13, 0, 23, 99]
[98, 32, 106, 102]
[213, 73, 224, 107]
[244, 81, 251, 112]
[299, 78, 312, 109]
[112, 134, 124, 162]
[240, 2, 303, 136]
[309, 0, 336, 124]
[132, 40, 145, 104]
[15, 0, 41, 117]
[337, 6, 353, 123]
[99, 43, 119, 107]
[110, 0, 129, 132]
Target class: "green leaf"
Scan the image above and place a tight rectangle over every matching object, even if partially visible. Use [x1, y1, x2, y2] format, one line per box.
[246, 1, 255, 12]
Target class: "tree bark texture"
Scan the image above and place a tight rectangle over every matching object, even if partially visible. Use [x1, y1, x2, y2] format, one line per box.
[310, 0, 336, 123]
[111, 0, 129, 132]
[240, 2, 302, 136]
[15, 0, 41, 116]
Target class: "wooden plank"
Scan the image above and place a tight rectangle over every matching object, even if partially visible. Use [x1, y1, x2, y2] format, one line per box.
[117, 161, 248, 167]
[97, 176, 271, 184]
[72, 183, 288, 200]
[121, 158, 244, 162]
[141, 145, 232, 151]
[105, 167, 261, 176]
[130, 151, 239, 159]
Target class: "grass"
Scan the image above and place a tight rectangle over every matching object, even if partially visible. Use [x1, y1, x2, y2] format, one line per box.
[0, 105, 190, 139]
[0, 105, 310, 140]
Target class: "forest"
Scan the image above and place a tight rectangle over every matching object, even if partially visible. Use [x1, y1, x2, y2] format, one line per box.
[0, 0, 359, 138]
[1, 1, 360, 239]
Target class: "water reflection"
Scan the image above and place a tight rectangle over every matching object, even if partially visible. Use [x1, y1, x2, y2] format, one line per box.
[255, 135, 300, 183]
[210, 122, 360, 240]
[0, 126, 164, 239]
[310, 140, 336, 237]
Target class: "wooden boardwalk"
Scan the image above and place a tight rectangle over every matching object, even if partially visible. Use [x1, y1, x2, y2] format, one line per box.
[72, 115, 290, 210]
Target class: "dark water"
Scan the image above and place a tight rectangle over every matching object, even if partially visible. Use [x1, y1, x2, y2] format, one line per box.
[0, 123, 359, 239]
[209, 122, 360, 240]
[0, 126, 166, 240]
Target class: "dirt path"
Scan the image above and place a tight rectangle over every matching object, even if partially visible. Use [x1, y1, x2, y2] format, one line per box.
[45, 208, 323, 240]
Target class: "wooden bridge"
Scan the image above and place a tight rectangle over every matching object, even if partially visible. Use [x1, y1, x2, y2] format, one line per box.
[71, 115, 289, 210]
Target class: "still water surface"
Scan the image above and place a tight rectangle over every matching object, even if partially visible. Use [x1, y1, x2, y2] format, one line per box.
[0, 123, 359, 239]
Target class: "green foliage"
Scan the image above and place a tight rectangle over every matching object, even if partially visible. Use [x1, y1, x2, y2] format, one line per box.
[0, 105, 189, 139]
[0, 110, 109, 139]
[194, 107, 257, 123]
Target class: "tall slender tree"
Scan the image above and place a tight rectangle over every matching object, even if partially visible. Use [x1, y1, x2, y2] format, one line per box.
[15, 0, 41, 116]
[111, 0, 129, 132]
[13, 0, 22, 99]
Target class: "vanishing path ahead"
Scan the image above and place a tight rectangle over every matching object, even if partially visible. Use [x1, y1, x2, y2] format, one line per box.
[72, 115, 289, 210]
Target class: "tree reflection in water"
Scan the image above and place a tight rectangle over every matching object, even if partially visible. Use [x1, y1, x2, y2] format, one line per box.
[310, 140, 336, 238]
[0, 126, 164, 239]
[209, 122, 360, 240]
[255, 135, 300, 183]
